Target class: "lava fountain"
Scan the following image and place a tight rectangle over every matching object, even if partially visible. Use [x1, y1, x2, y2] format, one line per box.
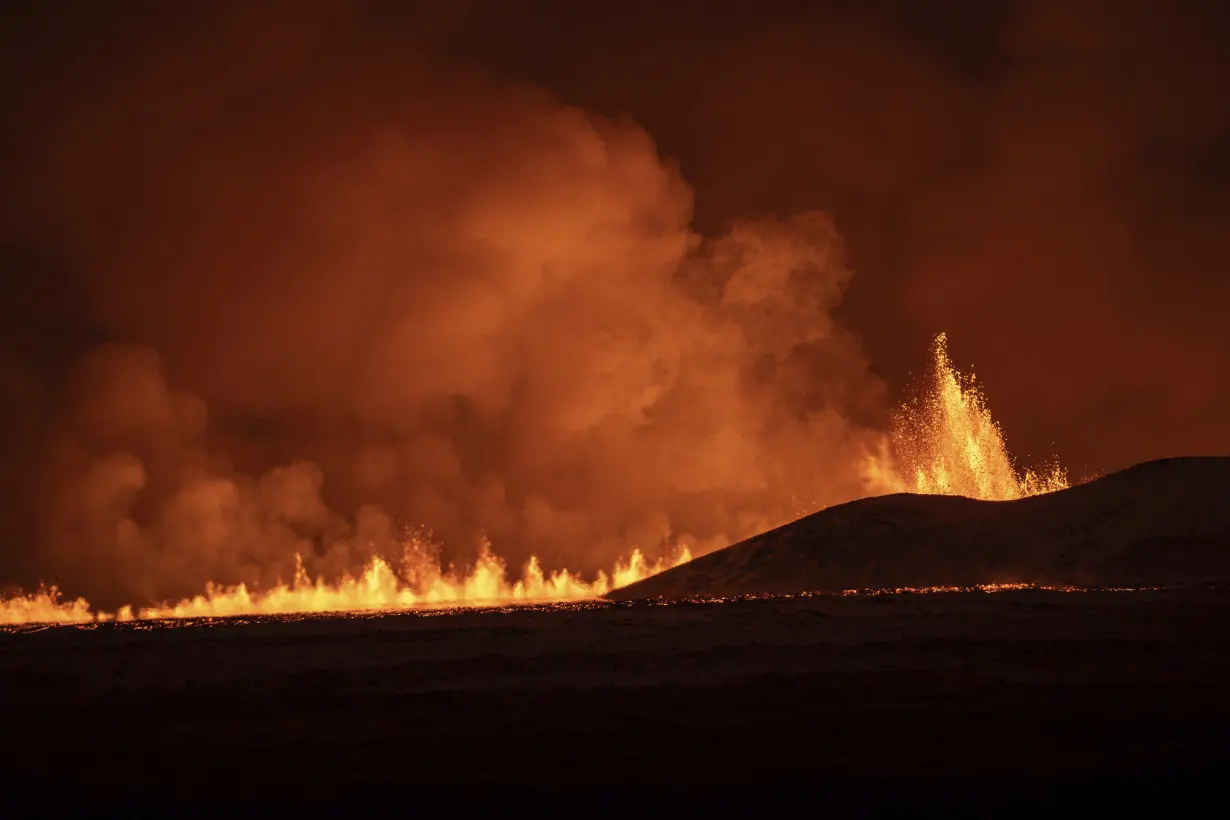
[0, 542, 693, 626]
[887, 333, 1069, 500]
[1, 333, 1067, 626]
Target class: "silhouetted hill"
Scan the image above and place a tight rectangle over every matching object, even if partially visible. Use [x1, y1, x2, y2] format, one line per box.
[609, 456, 1230, 600]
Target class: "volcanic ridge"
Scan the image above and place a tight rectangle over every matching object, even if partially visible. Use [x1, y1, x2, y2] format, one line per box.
[608, 456, 1230, 600]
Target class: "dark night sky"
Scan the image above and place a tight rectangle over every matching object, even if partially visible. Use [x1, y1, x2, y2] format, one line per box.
[1, 0, 1228, 603]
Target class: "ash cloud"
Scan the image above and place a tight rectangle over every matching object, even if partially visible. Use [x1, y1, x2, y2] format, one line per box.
[539, 0, 1230, 474]
[3, 0, 1228, 606]
[0, 2, 888, 605]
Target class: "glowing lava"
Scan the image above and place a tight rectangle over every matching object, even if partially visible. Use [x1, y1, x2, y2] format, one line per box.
[1, 542, 691, 626]
[0, 333, 1068, 626]
[887, 333, 1069, 500]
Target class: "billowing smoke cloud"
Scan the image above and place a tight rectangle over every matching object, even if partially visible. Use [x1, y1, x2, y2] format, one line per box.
[7, 0, 1225, 607]
[0, 2, 888, 606]
[541, 0, 1230, 475]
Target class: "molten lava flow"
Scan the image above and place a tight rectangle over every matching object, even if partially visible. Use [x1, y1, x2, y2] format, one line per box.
[887, 333, 1069, 501]
[1, 541, 692, 625]
[0, 587, 97, 626]
[139, 541, 691, 619]
[0, 332, 1069, 627]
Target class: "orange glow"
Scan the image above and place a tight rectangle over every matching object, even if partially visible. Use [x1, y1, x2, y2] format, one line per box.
[0, 587, 96, 626]
[1, 541, 692, 625]
[885, 333, 1069, 500]
[0, 333, 1068, 626]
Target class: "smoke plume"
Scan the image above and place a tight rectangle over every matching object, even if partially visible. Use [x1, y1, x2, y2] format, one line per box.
[6, 0, 1227, 607]
[0, 2, 888, 606]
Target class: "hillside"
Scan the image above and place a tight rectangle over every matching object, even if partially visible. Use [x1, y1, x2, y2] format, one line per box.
[608, 456, 1230, 600]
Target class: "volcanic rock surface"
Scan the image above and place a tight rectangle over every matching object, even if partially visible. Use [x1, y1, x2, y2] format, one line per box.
[609, 456, 1230, 600]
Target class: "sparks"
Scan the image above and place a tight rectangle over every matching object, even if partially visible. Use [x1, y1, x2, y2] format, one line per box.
[888, 332, 1069, 500]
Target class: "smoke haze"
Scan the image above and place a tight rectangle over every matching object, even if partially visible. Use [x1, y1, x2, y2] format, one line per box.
[1, 0, 1228, 606]
[0, 2, 891, 606]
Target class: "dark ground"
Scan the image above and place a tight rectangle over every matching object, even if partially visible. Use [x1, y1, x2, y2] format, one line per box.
[4, 587, 1230, 816]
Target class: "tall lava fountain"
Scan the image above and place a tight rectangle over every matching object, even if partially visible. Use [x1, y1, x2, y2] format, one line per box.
[887, 333, 1069, 500]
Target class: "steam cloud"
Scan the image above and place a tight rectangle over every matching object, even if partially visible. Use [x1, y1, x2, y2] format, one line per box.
[0, 4, 888, 607]
[4, 0, 1227, 607]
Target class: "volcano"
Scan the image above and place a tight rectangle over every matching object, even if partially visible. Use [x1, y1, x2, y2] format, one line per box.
[608, 456, 1230, 600]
